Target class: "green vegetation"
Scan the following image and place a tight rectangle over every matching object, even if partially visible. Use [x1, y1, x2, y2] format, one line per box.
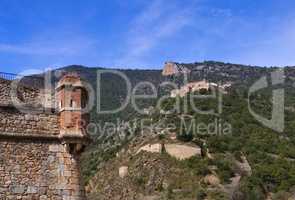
[156, 85, 295, 197]
[56, 63, 295, 198]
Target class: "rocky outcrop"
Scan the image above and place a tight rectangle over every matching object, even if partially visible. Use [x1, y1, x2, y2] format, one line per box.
[204, 174, 221, 186]
[119, 166, 129, 178]
[236, 156, 252, 176]
[162, 62, 191, 76]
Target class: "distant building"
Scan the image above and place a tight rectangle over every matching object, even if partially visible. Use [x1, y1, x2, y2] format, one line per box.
[170, 80, 231, 97]
[170, 80, 210, 97]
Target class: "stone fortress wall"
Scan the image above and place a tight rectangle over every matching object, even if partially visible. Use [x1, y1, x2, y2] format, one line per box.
[0, 107, 59, 137]
[0, 73, 90, 200]
[0, 140, 85, 200]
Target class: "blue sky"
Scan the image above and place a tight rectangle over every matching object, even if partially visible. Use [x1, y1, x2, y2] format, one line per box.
[1, 0, 295, 73]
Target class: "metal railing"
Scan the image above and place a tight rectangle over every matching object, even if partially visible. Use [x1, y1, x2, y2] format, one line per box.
[0, 71, 20, 80]
[0, 71, 45, 88]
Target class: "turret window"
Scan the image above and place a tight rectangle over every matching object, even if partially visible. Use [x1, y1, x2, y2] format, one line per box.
[81, 90, 88, 109]
[70, 99, 77, 108]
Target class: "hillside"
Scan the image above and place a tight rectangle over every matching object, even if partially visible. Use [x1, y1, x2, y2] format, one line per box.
[28, 61, 295, 124]
[85, 80, 295, 200]
[23, 61, 295, 199]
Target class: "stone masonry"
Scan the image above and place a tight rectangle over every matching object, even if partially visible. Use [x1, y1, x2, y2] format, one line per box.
[0, 73, 90, 200]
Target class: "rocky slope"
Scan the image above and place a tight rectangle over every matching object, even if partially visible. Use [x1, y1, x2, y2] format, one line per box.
[85, 129, 257, 200]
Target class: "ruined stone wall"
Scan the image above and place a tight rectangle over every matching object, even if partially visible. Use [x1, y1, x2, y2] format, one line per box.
[0, 139, 86, 200]
[137, 143, 163, 154]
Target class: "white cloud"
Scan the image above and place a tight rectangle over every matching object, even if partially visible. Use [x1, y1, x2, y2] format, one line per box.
[117, 0, 194, 66]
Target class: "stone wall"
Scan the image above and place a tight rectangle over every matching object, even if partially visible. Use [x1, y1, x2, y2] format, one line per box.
[0, 78, 41, 106]
[164, 144, 201, 160]
[137, 143, 163, 154]
[0, 107, 59, 136]
[0, 139, 86, 200]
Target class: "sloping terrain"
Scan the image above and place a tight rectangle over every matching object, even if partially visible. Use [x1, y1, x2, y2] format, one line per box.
[84, 63, 295, 199]
[86, 134, 233, 200]
[19, 61, 295, 199]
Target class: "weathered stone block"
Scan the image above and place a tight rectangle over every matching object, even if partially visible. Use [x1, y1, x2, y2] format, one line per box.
[10, 185, 25, 194]
[49, 145, 62, 152]
[0, 141, 86, 199]
[27, 186, 38, 194]
[119, 166, 129, 178]
[40, 195, 48, 200]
